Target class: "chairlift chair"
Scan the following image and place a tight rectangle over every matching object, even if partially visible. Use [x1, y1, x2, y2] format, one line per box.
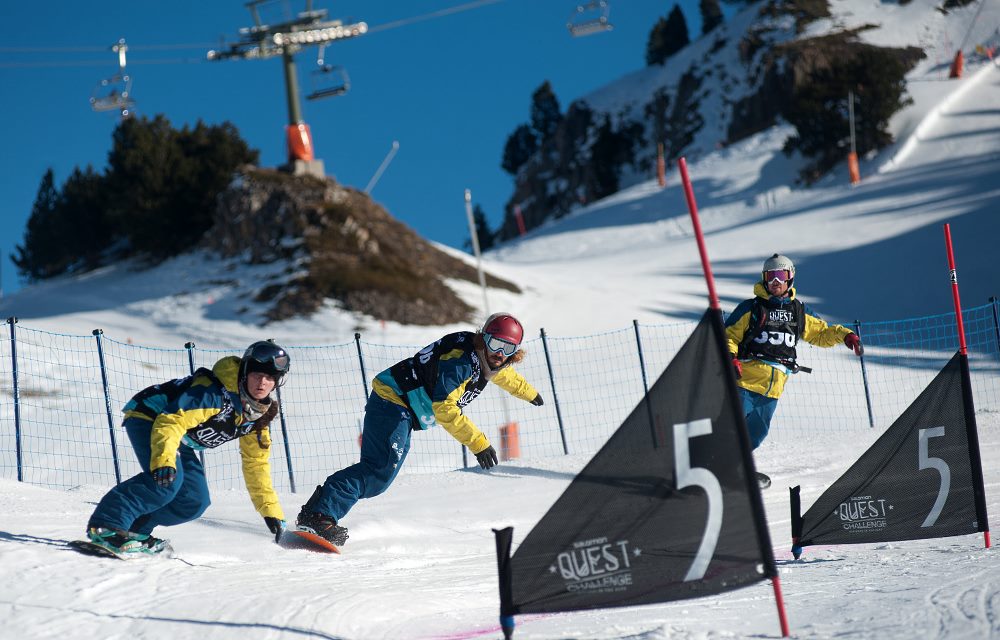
[307, 64, 350, 100]
[567, 0, 613, 37]
[306, 44, 350, 101]
[90, 38, 135, 116]
[90, 74, 135, 112]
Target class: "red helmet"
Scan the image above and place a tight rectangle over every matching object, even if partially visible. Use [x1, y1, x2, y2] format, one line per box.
[482, 312, 524, 346]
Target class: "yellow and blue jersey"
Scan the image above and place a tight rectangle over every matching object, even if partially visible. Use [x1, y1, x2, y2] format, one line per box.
[122, 355, 283, 519]
[372, 331, 538, 454]
[725, 283, 853, 399]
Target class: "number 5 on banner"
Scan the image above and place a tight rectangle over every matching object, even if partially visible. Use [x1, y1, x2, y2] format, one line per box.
[674, 419, 723, 581]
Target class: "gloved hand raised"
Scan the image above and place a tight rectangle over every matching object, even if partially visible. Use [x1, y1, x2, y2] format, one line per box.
[844, 333, 864, 356]
[530, 394, 544, 406]
[476, 445, 498, 470]
[264, 517, 286, 542]
[731, 357, 743, 379]
[151, 467, 176, 488]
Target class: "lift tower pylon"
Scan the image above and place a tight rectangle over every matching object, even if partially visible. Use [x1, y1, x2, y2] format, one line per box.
[208, 1, 367, 177]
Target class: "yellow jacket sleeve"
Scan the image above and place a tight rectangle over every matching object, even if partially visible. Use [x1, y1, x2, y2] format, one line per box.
[802, 313, 853, 347]
[239, 431, 285, 520]
[433, 384, 491, 454]
[491, 367, 539, 402]
[149, 408, 219, 471]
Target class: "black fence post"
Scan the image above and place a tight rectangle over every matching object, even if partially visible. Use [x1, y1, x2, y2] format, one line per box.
[853, 320, 876, 429]
[8, 317, 23, 482]
[184, 342, 206, 467]
[540, 328, 569, 455]
[990, 297, 1000, 363]
[633, 319, 657, 441]
[261, 338, 296, 494]
[93, 329, 122, 484]
[632, 320, 650, 396]
[274, 381, 296, 494]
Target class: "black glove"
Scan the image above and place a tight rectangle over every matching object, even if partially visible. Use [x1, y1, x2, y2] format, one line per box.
[530, 394, 544, 406]
[151, 466, 176, 488]
[264, 516, 286, 541]
[476, 445, 498, 469]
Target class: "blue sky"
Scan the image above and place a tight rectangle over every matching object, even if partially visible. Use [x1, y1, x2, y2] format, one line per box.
[0, 0, 720, 296]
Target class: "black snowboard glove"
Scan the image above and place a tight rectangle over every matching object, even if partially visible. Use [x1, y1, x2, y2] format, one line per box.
[476, 445, 498, 469]
[264, 517, 286, 541]
[151, 467, 176, 488]
[530, 394, 544, 406]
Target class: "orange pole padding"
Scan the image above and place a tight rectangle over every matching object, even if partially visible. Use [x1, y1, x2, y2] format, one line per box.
[656, 142, 666, 187]
[499, 422, 521, 461]
[847, 152, 861, 185]
[949, 50, 964, 79]
[286, 123, 315, 162]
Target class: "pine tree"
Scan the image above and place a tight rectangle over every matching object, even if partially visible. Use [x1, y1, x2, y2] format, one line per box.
[464, 203, 495, 253]
[699, 0, 724, 35]
[646, 5, 690, 66]
[501, 124, 539, 175]
[12, 169, 60, 280]
[530, 81, 563, 144]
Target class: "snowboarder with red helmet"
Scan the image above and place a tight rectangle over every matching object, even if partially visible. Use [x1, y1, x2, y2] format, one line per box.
[296, 312, 544, 546]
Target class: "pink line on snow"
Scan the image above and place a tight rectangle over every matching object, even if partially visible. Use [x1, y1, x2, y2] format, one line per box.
[421, 614, 558, 640]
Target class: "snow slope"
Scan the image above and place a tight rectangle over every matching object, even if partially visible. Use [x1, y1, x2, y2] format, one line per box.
[2, 8, 1000, 640]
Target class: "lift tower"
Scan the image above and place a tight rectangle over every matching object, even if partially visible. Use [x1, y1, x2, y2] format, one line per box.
[208, 0, 367, 177]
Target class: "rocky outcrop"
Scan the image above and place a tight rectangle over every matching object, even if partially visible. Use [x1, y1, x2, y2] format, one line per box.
[206, 167, 519, 325]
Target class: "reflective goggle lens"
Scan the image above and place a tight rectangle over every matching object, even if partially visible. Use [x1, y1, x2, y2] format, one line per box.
[765, 270, 791, 283]
[250, 350, 290, 373]
[485, 333, 518, 357]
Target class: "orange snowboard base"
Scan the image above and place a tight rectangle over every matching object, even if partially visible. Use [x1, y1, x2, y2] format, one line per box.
[279, 529, 341, 554]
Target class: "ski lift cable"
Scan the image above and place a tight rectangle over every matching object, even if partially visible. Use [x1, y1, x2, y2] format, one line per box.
[0, 0, 509, 69]
[366, 0, 505, 34]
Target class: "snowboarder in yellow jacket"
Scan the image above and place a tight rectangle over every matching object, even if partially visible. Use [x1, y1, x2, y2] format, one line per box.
[85, 341, 291, 555]
[725, 255, 864, 460]
[295, 313, 544, 546]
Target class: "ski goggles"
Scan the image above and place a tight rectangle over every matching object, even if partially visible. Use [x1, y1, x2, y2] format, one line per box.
[247, 346, 291, 374]
[484, 333, 519, 357]
[764, 269, 792, 283]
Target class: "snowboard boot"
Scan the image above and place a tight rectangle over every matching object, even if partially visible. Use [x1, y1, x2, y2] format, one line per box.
[297, 485, 349, 546]
[129, 532, 170, 554]
[756, 472, 772, 490]
[87, 526, 143, 556]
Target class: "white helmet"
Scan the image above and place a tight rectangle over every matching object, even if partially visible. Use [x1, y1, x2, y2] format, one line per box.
[762, 254, 795, 286]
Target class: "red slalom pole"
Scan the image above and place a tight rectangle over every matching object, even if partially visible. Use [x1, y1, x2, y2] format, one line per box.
[943, 223, 991, 549]
[677, 158, 721, 311]
[943, 224, 967, 355]
[678, 157, 790, 637]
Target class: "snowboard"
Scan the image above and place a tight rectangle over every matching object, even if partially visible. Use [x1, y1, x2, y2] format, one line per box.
[67, 539, 170, 560]
[276, 529, 341, 554]
[756, 472, 772, 490]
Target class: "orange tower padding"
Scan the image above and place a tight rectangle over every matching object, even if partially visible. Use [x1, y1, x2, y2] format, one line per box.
[656, 142, 667, 187]
[499, 422, 521, 461]
[286, 123, 315, 162]
[847, 152, 861, 185]
[949, 50, 964, 79]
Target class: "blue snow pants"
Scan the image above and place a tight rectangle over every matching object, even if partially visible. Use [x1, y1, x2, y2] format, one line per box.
[88, 417, 210, 534]
[739, 387, 779, 450]
[313, 392, 412, 521]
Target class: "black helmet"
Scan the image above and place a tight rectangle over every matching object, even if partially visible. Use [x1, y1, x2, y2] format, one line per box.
[239, 340, 291, 389]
